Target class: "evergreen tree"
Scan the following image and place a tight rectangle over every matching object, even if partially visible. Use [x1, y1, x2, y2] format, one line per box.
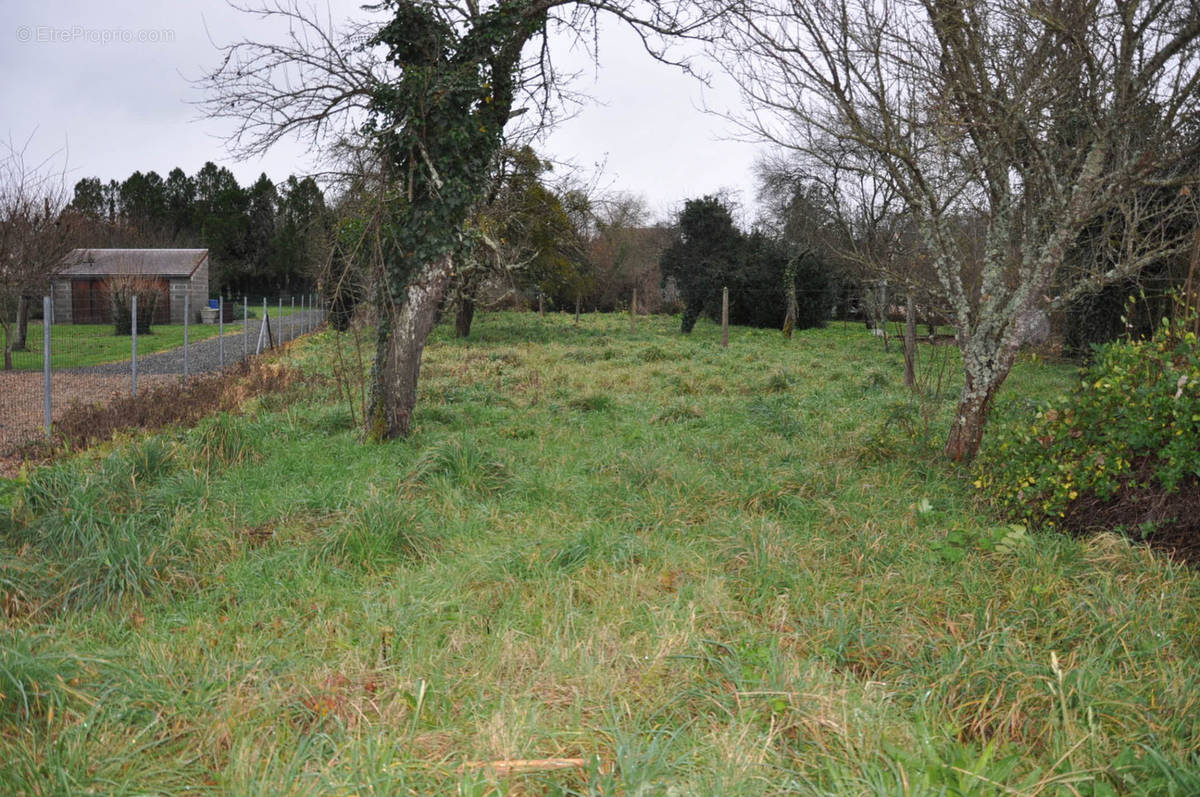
[70, 177, 106, 219]
[118, 170, 167, 235]
[245, 173, 279, 292]
[273, 175, 327, 292]
[195, 162, 249, 292]
[164, 167, 197, 241]
[660, 196, 742, 333]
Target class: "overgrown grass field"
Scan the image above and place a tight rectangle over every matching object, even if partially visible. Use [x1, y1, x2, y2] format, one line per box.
[1, 312, 1197, 794]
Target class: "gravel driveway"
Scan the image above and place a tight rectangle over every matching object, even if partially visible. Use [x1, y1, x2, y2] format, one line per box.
[67, 310, 321, 376]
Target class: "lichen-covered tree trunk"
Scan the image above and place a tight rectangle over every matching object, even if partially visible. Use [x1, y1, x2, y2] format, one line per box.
[782, 257, 798, 338]
[944, 334, 1018, 462]
[13, 295, 29, 352]
[367, 254, 455, 440]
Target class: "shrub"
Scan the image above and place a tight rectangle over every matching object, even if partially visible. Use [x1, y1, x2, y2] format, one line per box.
[104, 274, 162, 335]
[976, 318, 1200, 538]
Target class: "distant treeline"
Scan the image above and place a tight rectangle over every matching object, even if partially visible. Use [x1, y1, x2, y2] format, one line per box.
[69, 163, 329, 297]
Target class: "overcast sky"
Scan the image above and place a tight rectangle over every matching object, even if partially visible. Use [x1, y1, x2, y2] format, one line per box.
[0, 1, 764, 224]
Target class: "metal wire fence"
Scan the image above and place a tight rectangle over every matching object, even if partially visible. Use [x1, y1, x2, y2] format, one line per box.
[0, 293, 325, 453]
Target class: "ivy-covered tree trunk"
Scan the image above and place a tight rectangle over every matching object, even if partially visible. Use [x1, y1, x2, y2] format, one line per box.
[368, 254, 455, 439]
[361, 0, 548, 441]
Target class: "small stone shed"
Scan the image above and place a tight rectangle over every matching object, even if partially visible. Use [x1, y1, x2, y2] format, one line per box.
[51, 249, 209, 325]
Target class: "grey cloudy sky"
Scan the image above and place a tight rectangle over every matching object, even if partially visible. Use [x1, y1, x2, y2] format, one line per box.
[0, 1, 763, 222]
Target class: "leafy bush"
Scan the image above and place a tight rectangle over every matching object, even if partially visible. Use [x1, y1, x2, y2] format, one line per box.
[977, 318, 1200, 533]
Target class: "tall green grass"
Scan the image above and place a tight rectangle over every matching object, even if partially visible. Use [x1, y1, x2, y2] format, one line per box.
[0, 312, 1197, 794]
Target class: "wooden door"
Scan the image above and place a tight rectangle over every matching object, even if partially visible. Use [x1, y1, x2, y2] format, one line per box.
[71, 278, 109, 324]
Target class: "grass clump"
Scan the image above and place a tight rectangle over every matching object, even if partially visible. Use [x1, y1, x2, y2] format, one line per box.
[0, 632, 91, 723]
[638, 344, 672, 363]
[6, 438, 201, 609]
[568, 392, 616, 413]
[764, 369, 794, 392]
[408, 435, 508, 494]
[190, 412, 266, 471]
[321, 495, 441, 569]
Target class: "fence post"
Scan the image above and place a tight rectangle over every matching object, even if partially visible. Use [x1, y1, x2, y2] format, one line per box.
[278, 298, 283, 344]
[574, 294, 581, 326]
[219, 296, 225, 370]
[255, 314, 266, 354]
[183, 293, 190, 385]
[630, 288, 637, 334]
[904, 289, 916, 389]
[43, 296, 51, 438]
[291, 296, 295, 341]
[243, 296, 249, 361]
[131, 295, 139, 397]
[721, 286, 729, 349]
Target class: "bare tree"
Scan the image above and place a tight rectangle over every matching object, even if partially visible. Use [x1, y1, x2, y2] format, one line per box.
[0, 137, 80, 370]
[717, 0, 1200, 460]
[585, 192, 672, 312]
[202, 0, 715, 439]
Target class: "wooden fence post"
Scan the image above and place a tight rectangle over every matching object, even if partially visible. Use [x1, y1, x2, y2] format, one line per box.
[721, 286, 729, 348]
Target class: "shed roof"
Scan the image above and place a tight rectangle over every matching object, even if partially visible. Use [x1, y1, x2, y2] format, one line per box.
[59, 249, 208, 279]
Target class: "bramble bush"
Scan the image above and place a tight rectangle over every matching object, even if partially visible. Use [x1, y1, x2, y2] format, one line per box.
[976, 316, 1200, 531]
